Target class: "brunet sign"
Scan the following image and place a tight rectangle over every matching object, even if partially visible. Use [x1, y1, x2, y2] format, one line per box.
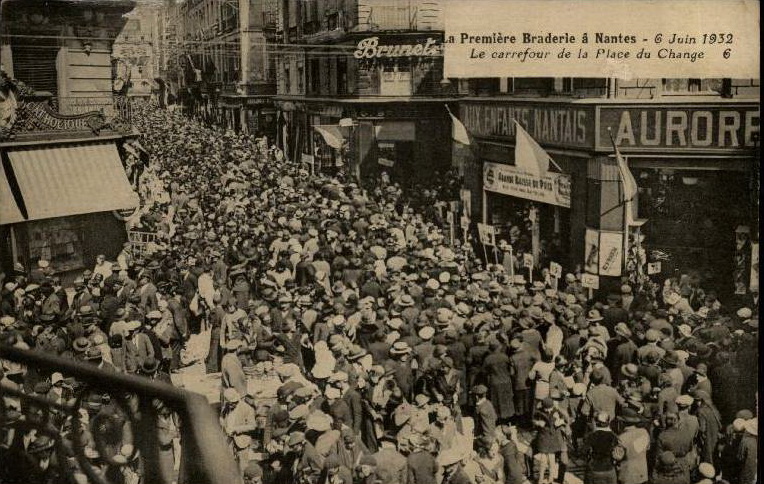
[353, 36, 442, 59]
[600, 105, 760, 151]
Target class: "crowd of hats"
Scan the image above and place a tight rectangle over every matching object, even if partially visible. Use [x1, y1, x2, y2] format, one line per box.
[1, 103, 759, 484]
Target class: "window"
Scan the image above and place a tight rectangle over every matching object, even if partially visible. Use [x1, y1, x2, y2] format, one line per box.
[27, 218, 84, 273]
[337, 57, 348, 95]
[663, 78, 703, 92]
[297, 65, 304, 93]
[309, 59, 320, 94]
[468, 78, 500, 96]
[513, 78, 554, 95]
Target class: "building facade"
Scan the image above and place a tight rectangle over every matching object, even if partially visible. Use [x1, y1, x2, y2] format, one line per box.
[458, 77, 760, 298]
[272, 0, 453, 184]
[112, 2, 164, 101]
[0, 0, 140, 279]
[166, 0, 277, 135]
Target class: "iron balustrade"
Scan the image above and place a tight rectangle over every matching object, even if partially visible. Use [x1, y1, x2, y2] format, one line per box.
[0, 344, 241, 484]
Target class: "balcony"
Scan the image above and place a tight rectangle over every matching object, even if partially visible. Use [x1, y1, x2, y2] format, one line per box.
[0, 344, 241, 484]
[356, 0, 443, 32]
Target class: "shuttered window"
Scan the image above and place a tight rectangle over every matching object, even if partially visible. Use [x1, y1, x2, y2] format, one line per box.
[11, 40, 59, 97]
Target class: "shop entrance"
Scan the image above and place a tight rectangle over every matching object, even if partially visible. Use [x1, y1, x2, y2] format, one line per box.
[486, 191, 571, 270]
[634, 167, 752, 298]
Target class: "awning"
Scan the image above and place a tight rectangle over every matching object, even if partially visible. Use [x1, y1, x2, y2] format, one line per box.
[314, 125, 346, 150]
[1, 141, 139, 224]
[0, 162, 24, 224]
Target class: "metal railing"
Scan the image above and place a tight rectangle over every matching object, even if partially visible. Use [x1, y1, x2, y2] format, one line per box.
[0, 344, 241, 484]
[57, 96, 134, 122]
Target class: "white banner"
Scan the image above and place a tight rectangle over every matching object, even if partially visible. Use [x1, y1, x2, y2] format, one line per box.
[598, 232, 624, 277]
[483, 162, 571, 208]
[584, 228, 599, 274]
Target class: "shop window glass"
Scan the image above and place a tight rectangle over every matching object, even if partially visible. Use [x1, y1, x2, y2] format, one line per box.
[634, 168, 749, 290]
[28, 218, 84, 273]
[380, 64, 412, 96]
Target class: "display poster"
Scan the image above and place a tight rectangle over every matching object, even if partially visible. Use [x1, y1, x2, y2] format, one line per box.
[584, 228, 600, 275]
[598, 232, 624, 277]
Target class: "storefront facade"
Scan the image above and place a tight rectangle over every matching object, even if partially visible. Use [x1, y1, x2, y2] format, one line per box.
[0, 100, 140, 279]
[274, 32, 453, 184]
[460, 99, 759, 297]
[219, 94, 277, 138]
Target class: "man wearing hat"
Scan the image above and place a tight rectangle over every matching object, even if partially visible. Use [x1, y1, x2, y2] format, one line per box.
[738, 417, 758, 484]
[581, 368, 624, 426]
[471, 384, 497, 442]
[221, 339, 248, 400]
[692, 390, 721, 467]
[656, 411, 697, 474]
[582, 411, 621, 484]
[386, 341, 414, 401]
[651, 450, 689, 484]
[242, 460, 264, 484]
[369, 433, 407, 484]
[607, 322, 638, 386]
[405, 433, 437, 484]
[617, 408, 650, 484]
[221, 387, 257, 469]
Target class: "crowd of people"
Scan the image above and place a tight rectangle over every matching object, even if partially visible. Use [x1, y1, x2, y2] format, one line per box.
[0, 103, 759, 484]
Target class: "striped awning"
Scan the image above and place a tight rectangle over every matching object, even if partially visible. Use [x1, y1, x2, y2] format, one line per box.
[0, 141, 139, 225]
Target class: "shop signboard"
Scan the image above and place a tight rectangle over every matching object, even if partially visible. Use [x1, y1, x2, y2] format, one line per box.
[549, 261, 562, 278]
[598, 232, 624, 277]
[477, 223, 496, 246]
[581, 273, 600, 290]
[647, 261, 662, 275]
[483, 161, 571, 208]
[461, 102, 595, 149]
[597, 104, 760, 151]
